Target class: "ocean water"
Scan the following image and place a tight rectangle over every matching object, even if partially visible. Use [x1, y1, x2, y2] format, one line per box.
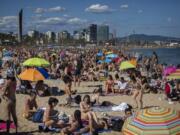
[130, 48, 180, 65]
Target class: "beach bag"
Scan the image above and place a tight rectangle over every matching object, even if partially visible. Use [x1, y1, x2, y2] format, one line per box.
[32, 109, 44, 123]
[111, 118, 124, 131]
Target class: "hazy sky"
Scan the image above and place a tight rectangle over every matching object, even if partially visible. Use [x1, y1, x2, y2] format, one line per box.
[0, 0, 180, 37]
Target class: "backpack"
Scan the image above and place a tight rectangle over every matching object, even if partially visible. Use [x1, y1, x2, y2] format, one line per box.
[32, 109, 44, 123]
[111, 118, 124, 131]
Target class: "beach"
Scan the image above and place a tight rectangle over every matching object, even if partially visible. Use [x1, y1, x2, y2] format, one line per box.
[0, 80, 180, 135]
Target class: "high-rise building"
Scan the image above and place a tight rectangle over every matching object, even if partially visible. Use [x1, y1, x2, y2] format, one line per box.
[89, 24, 97, 43]
[60, 31, 70, 40]
[97, 25, 109, 42]
[45, 31, 56, 43]
[18, 9, 23, 43]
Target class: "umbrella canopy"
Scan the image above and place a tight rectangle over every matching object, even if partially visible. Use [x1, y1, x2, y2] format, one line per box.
[105, 51, 113, 55]
[106, 54, 118, 58]
[104, 58, 112, 63]
[3, 51, 13, 57]
[97, 52, 103, 57]
[23, 58, 50, 67]
[119, 61, 136, 70]
[166, 69, 180, 80]
[122, 107, 180, 135]
[129, 59, 137, 66]
[36, 67, 49, 79]
[18, 68, 46, 81]
[2, 56, 13, 61]
[163, 66, 177, 76]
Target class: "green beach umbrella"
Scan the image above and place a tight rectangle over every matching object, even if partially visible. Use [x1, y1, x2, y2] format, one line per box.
[23, 57, 50, 67]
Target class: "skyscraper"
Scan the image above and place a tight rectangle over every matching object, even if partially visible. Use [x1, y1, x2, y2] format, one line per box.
[89, 24, 97, 43]
[18, 9, 23, 43]
[97, 25, 109, 42]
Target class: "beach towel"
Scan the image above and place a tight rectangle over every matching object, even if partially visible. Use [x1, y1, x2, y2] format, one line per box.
[0, 122, 16, 131]
[112, 102, 129, 111]
[38, 123, 60, 133]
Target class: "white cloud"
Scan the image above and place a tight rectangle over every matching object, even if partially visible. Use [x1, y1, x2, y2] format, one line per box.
[167, 17, 172, 22]
[138, 9, 143, 13]
[85, 4, 114, 13]
[34, 8, 46, 14]
[48, 6, 66, 12]
[0, 16, 18, 32]
[37, 17, 67, 25]
[67, 17, 87, 25]
[120, 4, 128, 9]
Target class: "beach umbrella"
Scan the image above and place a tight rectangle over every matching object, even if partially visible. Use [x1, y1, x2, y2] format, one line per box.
[104, 58, 112, 63]
[119, 61, 136, 70]
[97, 52, 103, 57]
[106, 54, 118, 58]
[2, 56, 13, 61]
[163, 66, 177, 76]
[36, 67, 49, 79]
[3, 51, 13, 57]
[23, 58, 50, 67]
[166, 69, 180, 80]
[18, 68, 47, 81]
[97, 60, 104, 64]
[122, 107, 180, 135]
[129, 59, 137, 66]
[105, 51, 113, 55]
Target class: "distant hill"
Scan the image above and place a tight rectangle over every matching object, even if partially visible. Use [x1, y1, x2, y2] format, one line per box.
[118, 34, 180, 42]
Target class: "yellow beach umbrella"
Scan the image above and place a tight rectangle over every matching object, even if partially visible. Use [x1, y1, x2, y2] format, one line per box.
[23, 57, 50, 67]
[18, 68, 45, 81]
[129, 59, 137, 66]
[119, 61, 136, 70]
[105, 51, 113, 55]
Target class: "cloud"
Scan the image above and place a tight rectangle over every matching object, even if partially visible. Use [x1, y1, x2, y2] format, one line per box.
[0, 16, 18, 32]
[120, 4, 128, 9]
[34, 8, 46, 14]
[34, 6, 66, 14]
[48, 6, 66, 12]
[85, 4, 114, 13]
[138, 9, 143, 13]
[37, 17, 67, 25]
[167, 17, 172, 22]
[67, 17, 87, 25]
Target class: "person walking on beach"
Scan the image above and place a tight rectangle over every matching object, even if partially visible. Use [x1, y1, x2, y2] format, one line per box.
[74, 56, 83, 87]
[1, 71, 18, 133]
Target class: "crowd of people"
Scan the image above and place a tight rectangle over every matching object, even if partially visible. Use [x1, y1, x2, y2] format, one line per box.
[0, 46, 179, 134]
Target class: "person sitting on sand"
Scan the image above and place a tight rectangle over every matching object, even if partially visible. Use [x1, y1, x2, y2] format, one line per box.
[61, 110, 83, 135]
[23, 91, 38, 119]
[76, 111, 108, 135]
[35, 80, 50, 97]
[43, 97, 64, 128]
[80, 95, 92, 120]
[105, 75, 115, 94]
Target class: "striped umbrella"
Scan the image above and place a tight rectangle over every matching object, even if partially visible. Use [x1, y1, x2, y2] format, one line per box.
[167, 69, 180, 80]
[122, 107, 180, 135]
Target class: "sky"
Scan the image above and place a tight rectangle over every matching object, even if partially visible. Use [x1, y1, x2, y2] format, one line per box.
[0, 0, 180, 37]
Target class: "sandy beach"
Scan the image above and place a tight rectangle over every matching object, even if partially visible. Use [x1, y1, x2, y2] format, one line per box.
[0, 80, 180, 135]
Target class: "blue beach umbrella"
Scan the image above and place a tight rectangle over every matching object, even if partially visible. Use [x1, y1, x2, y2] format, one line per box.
[106, 54, 118, 58]
[36, 67, 49, 79]
[97, 60, 104, 64]
[104, 58, 112, 63]
[97, 52, 103, 57]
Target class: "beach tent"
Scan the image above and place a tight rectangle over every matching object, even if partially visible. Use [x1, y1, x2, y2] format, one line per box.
[119, 61, 136, 70]
[23, 58, 50, 67]
[122, 107, 180, 135]
[18, 68, 48, 81]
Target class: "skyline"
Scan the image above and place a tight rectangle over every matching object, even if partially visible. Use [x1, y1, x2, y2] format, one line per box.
[0, 0, 180, 38]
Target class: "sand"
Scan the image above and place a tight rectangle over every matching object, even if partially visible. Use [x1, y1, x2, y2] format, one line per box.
[0, 80, 180, 135]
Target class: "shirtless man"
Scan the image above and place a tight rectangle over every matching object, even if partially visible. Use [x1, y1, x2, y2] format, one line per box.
[1, 72, 18, 133]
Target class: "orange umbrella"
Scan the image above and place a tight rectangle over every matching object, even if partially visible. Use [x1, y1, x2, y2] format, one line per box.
[18, 68, 45, 81]
[129, 59, 137, 67]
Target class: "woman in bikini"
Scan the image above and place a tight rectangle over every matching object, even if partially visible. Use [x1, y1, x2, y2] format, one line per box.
[2, 73, 18, 133]
[61, 110, 83, 135]
[105, 75, 115, 94]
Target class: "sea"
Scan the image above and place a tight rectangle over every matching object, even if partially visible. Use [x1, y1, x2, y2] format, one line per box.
[130, 48, 180, 65]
